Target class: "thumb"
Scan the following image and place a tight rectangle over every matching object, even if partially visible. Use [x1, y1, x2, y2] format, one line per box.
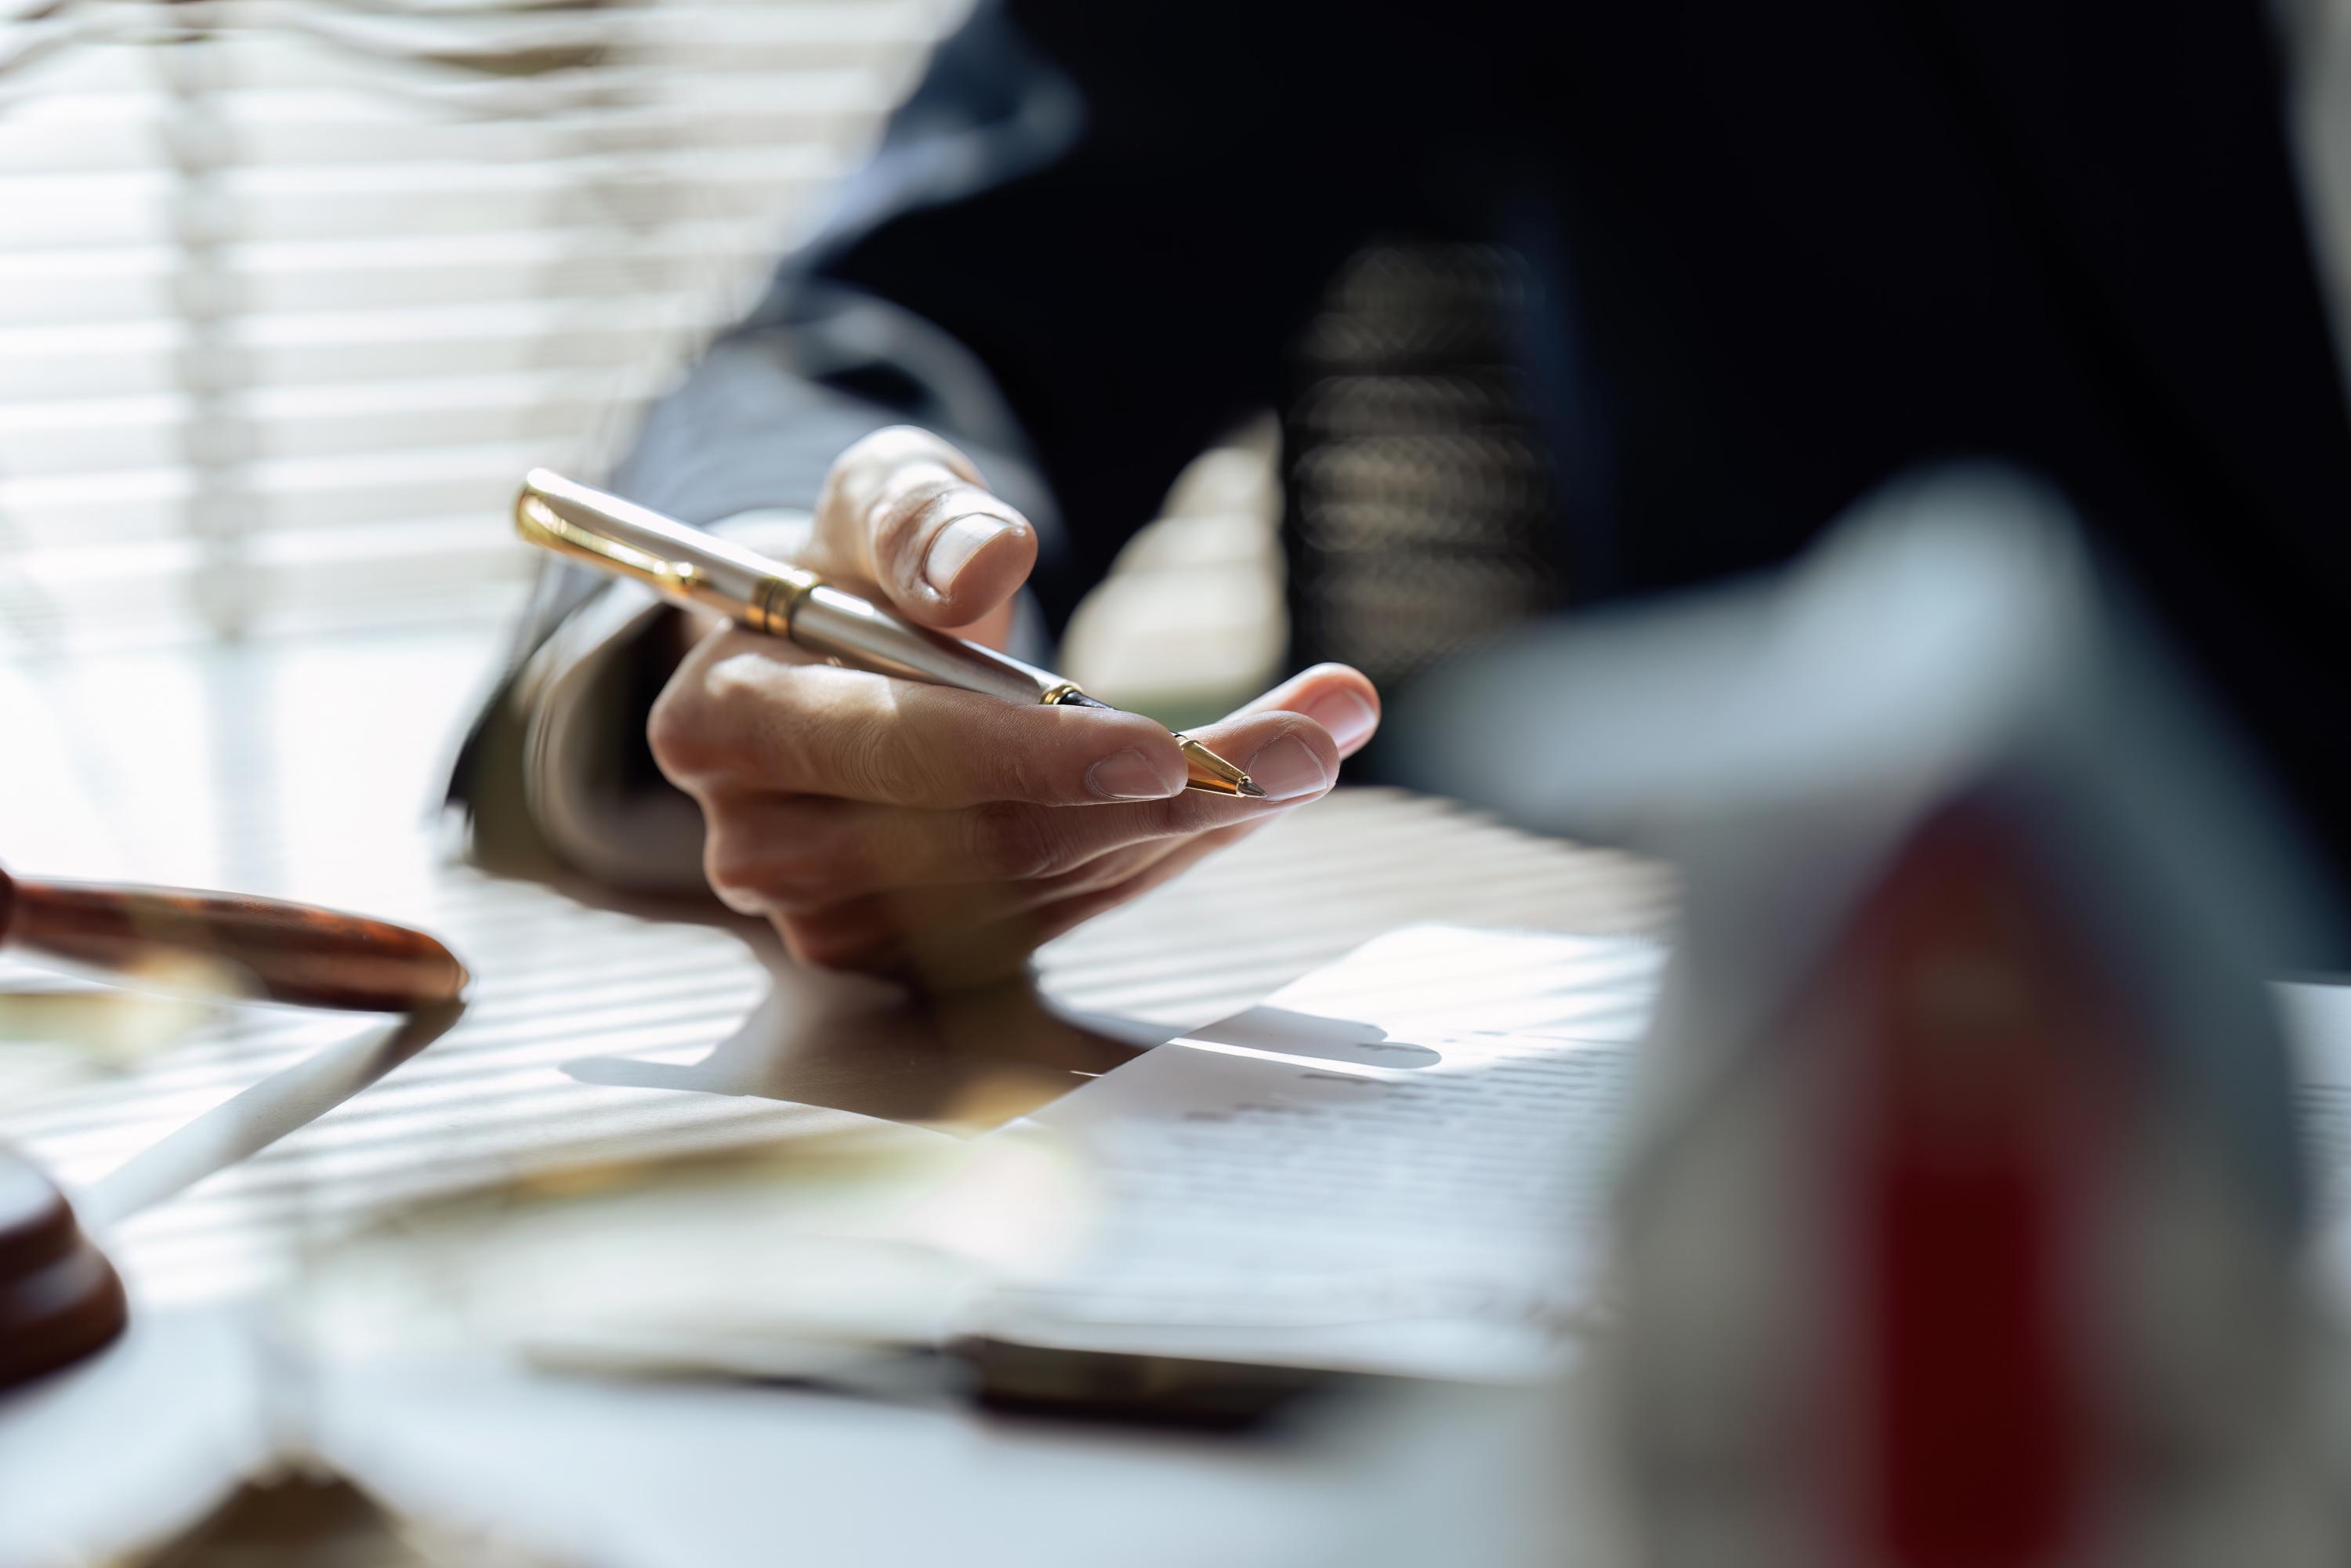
[808, 425, 1038, 632]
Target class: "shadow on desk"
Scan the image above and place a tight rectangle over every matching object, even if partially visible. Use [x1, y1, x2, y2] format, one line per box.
[61, 877, 1160, 1257]
[470, 846, 1157, 1132]
[563, 937, 1150, 1133]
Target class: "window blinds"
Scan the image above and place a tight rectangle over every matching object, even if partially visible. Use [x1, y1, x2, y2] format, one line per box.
[0, 0, 962, 650]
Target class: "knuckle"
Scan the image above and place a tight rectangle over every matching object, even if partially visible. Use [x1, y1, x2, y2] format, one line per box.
[701, 650, 773, 715]
[836, 719, 927, 804]
[776, 916, 839, 970]
[1002, 744, 1066, 806]
[775, 817, 871, 907]
[1101, 792, 1201, 845]
[702, 805, 864, 914]
[701, 829, 767, 911]
[868, 425, 974, 483]
[759, 872, 829, 914]
[968, 801, 1061, 882]
[823, 427, 924, 495]
[1031, 846, 1142, 904]
[866, 473, 957, 566]
[709, 659, 824, 789]
[659, 652, 790, 784]
[822, 428, 971, 548]
[646, 679, 712, 780]
[842, 425, 946, 471]
[778, 914, 881, 976]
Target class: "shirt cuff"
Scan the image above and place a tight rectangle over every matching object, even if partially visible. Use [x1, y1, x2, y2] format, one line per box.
[462, 512, 810, 894]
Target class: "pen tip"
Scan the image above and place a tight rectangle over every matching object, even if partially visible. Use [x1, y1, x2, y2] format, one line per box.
[1237, 779, 1268, 798]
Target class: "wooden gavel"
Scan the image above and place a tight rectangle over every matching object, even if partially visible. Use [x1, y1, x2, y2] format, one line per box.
[0, 862, 469, 1390]
[0, 862, 469, 1012]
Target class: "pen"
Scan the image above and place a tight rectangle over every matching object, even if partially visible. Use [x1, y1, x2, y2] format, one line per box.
[513, 470, 1266, 798]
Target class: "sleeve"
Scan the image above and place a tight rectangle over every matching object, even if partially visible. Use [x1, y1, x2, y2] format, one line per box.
[447, 0, 1376, 877]
[614, 0, 1378, 621]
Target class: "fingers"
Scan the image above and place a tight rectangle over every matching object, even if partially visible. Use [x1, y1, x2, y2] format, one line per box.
[828, 824, 1255, 980]
[761, 840, 1176, 963]
[1223, 662, 1382, 757]
[653, 632, 1190, 809]
[650, 588, 1385, 978]
[806, 426, 1038, 632]
[700, 795, 1155, 914]
[690, 705, 1345, 909]
[766, 827, 1254, 983]
[1016, 822, 1259, 948]
[1151, 661, 1375, 801]
[662, 644, 1381, 914]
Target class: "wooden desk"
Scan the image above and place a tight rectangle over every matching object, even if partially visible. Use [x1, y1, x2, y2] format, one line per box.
[0, 622, 1669, 1566]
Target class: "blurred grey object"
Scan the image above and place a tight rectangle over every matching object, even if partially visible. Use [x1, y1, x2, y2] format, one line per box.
[1403, 466, 2344, 1565]
[1281, 241, 1563, 698]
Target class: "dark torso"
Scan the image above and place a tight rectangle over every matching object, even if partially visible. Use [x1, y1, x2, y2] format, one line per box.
[773, 0, 2351, 927]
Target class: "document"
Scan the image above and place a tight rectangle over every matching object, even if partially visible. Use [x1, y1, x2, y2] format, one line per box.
[976, 926, 1667, 1382]
[254, 925, 1657, 1397]
[981, 936, 2351, 1385]
[191, 919, 2351, 1397]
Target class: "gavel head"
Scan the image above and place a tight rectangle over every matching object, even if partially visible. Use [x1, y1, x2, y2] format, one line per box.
[0, 863, 468, 1012]
[1, 864, 130, 1388]
[0, 1146, 126, 1390]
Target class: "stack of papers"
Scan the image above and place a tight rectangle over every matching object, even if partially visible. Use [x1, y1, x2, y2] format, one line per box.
[283, 926, 1666, 1391]
[978, 926, 1665, 1382]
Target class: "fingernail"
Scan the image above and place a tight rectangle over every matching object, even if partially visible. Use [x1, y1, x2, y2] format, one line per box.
[1298, 690, 1377, 750]
[1244, 734, 1331, 800]
[1087, 747, 1184, 801]
[923, 513, 1012, 596]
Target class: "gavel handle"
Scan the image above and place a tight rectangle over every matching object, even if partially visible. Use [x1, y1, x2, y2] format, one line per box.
[0, 878, 469, 1012]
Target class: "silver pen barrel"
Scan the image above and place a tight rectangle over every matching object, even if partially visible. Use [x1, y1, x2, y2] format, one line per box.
[522, 469, 1065, 705]
[788, 585, 1064, 706]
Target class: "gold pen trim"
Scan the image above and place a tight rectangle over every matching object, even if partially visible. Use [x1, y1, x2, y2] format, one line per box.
[517, 494, 693, 590]
[750, 571, 818, 639]
[1176, 737, 1266, 798]
[1034, 684, 1262, 797]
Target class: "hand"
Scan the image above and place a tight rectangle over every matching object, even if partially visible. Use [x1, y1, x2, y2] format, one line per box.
[647, 426, 1381, 987]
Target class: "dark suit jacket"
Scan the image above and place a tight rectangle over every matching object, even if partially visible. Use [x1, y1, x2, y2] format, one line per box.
[482, 0, 2351, 940]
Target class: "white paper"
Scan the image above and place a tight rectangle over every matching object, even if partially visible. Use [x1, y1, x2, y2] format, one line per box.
[976, 926, 1666, 1382]
[984, 954, 2351, 1388]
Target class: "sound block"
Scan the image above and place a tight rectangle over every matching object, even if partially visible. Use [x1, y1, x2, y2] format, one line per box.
[0, 1145, 126, 1391]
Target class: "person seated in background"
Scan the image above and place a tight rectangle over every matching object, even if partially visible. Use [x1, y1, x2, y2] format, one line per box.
[451, 0, 2351, 987]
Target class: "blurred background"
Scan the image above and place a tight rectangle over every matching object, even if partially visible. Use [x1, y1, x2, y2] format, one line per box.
[0, 0, 1669, 730]
[5, 0, 2351, 825]
[4, 0, 2350, 708]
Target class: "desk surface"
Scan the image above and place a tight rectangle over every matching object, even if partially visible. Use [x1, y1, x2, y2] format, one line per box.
[0, 622, 1669, 1568]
